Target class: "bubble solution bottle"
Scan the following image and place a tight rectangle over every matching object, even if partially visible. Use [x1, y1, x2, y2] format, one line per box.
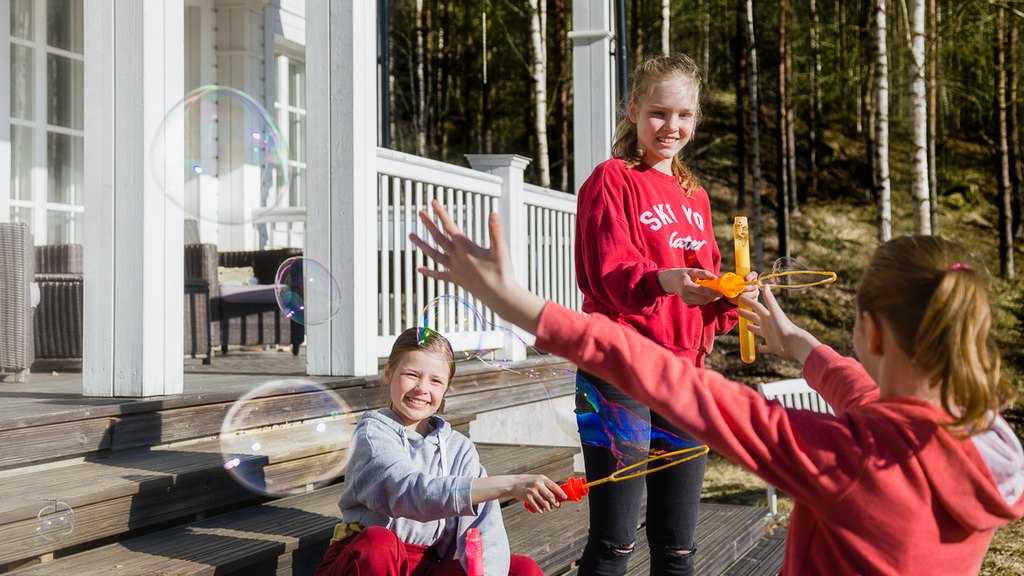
[465, 527, 484, 576]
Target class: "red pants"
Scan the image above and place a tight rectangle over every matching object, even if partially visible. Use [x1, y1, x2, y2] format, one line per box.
[314, 526, 543, 576]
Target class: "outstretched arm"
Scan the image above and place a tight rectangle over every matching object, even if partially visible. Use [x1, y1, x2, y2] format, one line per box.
[409, 201, 864, 505]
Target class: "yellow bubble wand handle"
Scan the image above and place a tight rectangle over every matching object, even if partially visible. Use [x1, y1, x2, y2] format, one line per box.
[734, 217, 756, 364]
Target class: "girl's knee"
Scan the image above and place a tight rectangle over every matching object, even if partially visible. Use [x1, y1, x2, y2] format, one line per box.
[509, 554, 544, 576]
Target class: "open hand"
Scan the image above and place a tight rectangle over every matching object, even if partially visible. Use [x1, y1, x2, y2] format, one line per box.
[738, 284, 820, 364]
[409, 200, 545, 333]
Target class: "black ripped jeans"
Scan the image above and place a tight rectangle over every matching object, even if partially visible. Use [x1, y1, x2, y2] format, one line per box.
[575, 369, 707, 576]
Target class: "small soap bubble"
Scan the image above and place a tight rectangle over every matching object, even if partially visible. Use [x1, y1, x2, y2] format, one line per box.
[418, 296, 495, 362]
[150, 85, 288, 225]
[36, 500, 75, 542]
[274, 257, 343, 326]
[219, 380, 355, 497]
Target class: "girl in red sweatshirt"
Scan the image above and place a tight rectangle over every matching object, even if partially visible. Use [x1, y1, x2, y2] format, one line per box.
[573, 53, 751, 575]
[411, 205, 1024, 576]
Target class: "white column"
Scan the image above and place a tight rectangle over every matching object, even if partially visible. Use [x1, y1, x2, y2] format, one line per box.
[84, 0, 184, 397]
[0, 0, 9, 222]
[215, 0, 267, 250]
[570, 0, 615, 194]
[306, 0, 377, 376]
[465, 154, 531, 361]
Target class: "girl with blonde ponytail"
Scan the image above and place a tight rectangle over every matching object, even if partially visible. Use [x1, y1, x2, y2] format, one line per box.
[410, 206, 1024, 574]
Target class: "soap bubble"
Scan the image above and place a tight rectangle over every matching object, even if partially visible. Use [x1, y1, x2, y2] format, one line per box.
[219, 380, 355, 497]
[36, 500, 75, 542]
[274, 257, 343, 326]
[150, 85, 288, 225]
[418, 295, 499, 362]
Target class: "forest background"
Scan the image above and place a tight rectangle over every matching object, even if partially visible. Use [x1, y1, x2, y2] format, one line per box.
[379, 0, 1024, 572]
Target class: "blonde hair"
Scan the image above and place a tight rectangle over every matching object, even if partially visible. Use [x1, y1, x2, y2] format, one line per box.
[381, 327, 456, 406]
[856, 236, 1015, 435]
[611, 54, 703, 195]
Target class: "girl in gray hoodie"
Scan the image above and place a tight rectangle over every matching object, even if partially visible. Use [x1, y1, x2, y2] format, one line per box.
[315, 327, 565, 576]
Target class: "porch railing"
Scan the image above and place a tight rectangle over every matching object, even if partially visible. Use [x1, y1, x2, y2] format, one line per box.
[257, 149, 582, 363]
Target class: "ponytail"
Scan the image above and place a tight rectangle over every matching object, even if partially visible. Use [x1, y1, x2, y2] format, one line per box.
[857, 236, 1014, 435]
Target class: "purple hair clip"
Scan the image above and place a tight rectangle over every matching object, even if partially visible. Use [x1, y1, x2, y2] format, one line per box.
[951, 262, 970, 271]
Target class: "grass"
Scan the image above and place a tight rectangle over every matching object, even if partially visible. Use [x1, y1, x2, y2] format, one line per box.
[688, 94, 1024, 572]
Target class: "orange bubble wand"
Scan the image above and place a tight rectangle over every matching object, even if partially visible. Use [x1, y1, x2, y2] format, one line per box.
[696, 269, 838, 299]
[524, 444, 710, 513]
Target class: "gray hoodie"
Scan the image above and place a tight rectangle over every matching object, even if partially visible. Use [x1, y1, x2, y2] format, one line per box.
[339, 409, 511, 574]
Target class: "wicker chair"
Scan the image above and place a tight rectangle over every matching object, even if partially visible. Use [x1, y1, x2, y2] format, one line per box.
[0, 222, 35, 381]
[209, 248, 305, 355]
[34, 244, 84, 365]
[31, 242, 217, 366]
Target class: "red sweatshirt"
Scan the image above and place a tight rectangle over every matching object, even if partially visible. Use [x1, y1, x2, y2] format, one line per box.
[575, 158, 737, 366]
[536, 302, 1024, 575]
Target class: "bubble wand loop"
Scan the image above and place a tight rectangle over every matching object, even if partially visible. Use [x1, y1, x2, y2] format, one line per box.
[524, 444, 710, 513]
[695, 270, 838, 299]
[734, 217, 756, 364]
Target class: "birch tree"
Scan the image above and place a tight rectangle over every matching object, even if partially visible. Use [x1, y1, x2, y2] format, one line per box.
[995, 2, 1014, 279]
[926, 0, 938, 233]
[415, 0, 427, 157]
[872, 0, 892, 242]
[776, 0, 791, 258]
[909, 0, 930, 234]
[744, 0, 765, 271]
[661, 0, 670, 56]
[527, 0, 551, 188]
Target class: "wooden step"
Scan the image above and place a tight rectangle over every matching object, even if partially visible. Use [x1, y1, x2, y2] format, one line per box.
[7, 443, 578, 575]
[720, 529, 787, 576]
[559, 503, 769, 576]
[0, 411, 476, 567]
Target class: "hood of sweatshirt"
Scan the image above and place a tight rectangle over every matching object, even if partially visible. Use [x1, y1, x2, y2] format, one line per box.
[865, 398, 1024, 532]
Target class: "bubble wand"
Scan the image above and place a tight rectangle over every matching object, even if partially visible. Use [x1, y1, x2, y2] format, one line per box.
[524, 444, 710, 513]
[695, 269, 838, 299]
[734, 217, 756, 364]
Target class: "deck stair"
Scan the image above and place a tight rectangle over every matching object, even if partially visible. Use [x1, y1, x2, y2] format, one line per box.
[0, 357, 781, 574]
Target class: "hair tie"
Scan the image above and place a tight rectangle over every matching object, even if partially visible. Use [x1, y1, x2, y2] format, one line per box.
[951, 262, 970, 271]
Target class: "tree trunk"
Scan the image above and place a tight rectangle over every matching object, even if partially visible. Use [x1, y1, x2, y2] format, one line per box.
[926, 0, 938, 233]
[910, 0, 930, 234]
[701, 0, 711, 78]
[661, 0, 670, 56]
[872, 0, 892, 242]
[736, 0, 749, 210]
[1007, 7, 1022, 239]
[415, 0, 427, 157]
[745, 0, 765, 271]
[776, 0, 791, 259]
[784, 6, 798, 212]
[632, 0, 644, 68]
[995, 3, 1015, 279]
[528, 0, 552, 187]
[553, 0, 571, 192]
[810, 0, 822, 198]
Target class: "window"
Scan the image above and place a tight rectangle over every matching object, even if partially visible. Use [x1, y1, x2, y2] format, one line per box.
[7, 0, 84, 244]
[264, 50, 306, 250]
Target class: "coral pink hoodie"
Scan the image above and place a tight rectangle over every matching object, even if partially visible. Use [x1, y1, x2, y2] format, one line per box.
[535, 302, 1024, 575]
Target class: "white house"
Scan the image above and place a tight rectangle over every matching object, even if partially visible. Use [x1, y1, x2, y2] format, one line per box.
[0, 0, 615, 397]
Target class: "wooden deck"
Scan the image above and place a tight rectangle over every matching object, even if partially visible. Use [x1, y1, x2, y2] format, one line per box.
[0, 350, 784, 575]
